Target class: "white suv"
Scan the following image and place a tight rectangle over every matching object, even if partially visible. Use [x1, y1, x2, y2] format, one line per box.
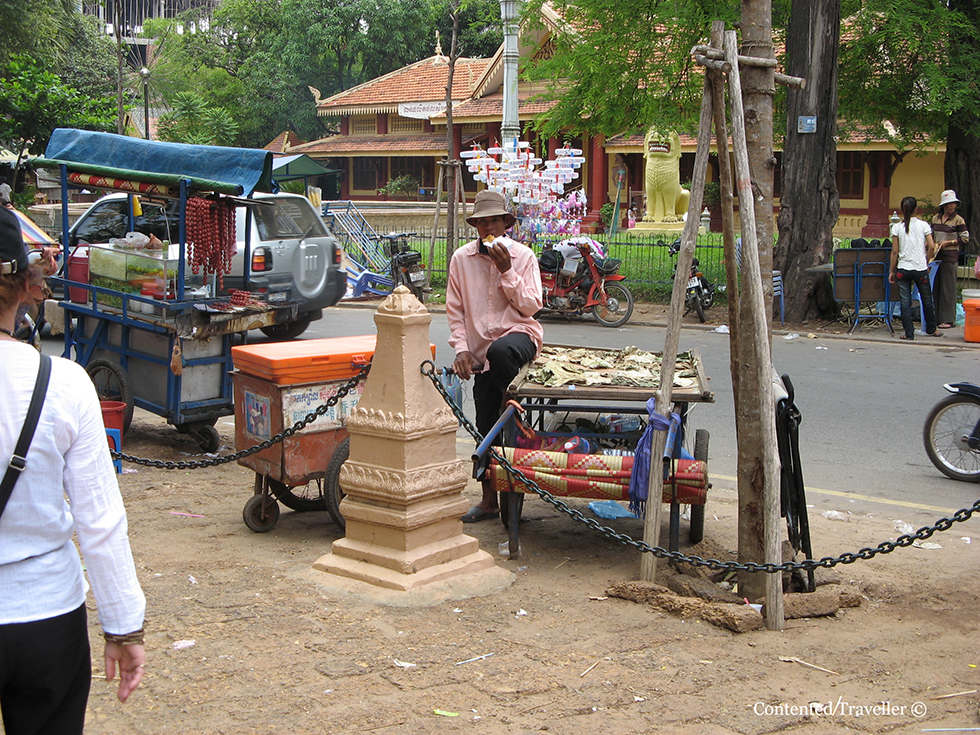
[66, 192, 346, 339]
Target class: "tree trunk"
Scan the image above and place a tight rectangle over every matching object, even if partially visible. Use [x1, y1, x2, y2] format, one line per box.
[774, 0, 841, 321]
[734, 0, 776, 604]
[945, 0, 979, 257]
[114, 0, 126, 135]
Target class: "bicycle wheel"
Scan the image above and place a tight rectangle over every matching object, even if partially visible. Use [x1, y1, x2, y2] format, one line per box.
[923, 393, 980, 482]
[323, 436, 349, 530]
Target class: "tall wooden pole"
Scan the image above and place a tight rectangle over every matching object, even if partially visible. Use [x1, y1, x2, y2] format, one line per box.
[639, 80, 714, 582]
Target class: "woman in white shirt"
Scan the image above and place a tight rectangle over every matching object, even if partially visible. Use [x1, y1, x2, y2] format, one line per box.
[889, 196, 942, 340]
[0, 206, 146, 734]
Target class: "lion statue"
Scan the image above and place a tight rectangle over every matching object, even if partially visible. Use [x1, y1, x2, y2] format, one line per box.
[642, 128, 690, 223]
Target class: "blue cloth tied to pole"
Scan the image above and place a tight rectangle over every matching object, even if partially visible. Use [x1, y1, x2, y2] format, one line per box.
[628, 397, 679, 517]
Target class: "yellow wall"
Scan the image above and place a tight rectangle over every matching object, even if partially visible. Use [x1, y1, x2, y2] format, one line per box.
[889, 150, 946, 213]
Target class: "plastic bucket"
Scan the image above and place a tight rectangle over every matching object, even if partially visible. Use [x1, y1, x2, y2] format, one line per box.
[67, 250, 89, 303]
[964, 299, 980, 343]
[100, 400, 127, 434]
[962, 289, 980, 301]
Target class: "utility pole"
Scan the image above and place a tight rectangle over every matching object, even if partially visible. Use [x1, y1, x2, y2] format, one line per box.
[500, 0, 520, 149]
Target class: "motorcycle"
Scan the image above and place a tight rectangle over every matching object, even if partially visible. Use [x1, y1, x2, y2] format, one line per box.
[924, 382, 980, 482]
[668, 238, 715, 323]
[374, 232, 426, 301]
[536, 237, 634, 327]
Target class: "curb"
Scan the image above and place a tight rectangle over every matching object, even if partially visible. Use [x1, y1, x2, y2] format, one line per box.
[335, 299, 979, 349]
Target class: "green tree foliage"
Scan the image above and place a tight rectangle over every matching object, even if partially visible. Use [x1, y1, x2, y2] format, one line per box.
[156, 92, 240, 146]
[520, 0, 742, 138]
[0, 54, 116, 156]
[837, 0, 980, 149]
[0, 0, 75, 63]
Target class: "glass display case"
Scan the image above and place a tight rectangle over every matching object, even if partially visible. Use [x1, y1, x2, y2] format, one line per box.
[87, 243, 203, 309]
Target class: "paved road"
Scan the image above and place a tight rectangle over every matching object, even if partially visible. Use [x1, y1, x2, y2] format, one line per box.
[302, 303, 980, 528]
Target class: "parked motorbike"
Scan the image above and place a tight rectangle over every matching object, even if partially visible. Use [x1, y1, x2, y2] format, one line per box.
[374, 232, 426, 301]
[668, 238, 715, 323]
[536, 237, 634, 327]
[924, 382, 980, 482]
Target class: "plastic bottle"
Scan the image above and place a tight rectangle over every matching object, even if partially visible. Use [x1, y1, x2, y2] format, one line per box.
[563, 436, 591, 454]
[599, 414, 642, 433]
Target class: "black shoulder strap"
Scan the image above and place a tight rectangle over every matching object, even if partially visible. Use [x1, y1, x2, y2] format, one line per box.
[0, 353, 51, 520]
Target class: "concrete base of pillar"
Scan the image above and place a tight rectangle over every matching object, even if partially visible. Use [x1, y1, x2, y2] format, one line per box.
[312, 544, 500, 593]
[633, 220, 685, 233]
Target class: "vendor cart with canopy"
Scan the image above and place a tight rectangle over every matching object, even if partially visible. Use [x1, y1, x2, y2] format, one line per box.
[40, 129, 302, 451]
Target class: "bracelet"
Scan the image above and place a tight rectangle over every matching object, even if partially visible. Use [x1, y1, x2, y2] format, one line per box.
[104, 628, 145, 646]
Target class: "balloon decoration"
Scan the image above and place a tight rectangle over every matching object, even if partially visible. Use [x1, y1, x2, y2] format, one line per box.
[461, 141, 588, 240]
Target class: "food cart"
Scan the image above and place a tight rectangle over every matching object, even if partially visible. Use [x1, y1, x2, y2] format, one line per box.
[472, 345, 714, 557]
[40, 129, 302, 451]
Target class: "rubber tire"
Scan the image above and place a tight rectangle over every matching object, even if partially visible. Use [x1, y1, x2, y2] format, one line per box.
[923, 393, 980, 482]
[86, 357, 134, 433]
[693, 290, 706, 323]
[323, 436, 350, 530]
[260, 315, 312, 341]
[689, 428, 709, 544]
[192, 424, 221, 453]
[591, 282, 634, 327]
[267, 476, 324, 512]
[243, 494, 280, 533]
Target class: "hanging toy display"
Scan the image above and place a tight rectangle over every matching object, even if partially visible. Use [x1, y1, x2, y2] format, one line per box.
[185, 196, 238, 291]
[461, 141, 587, 242]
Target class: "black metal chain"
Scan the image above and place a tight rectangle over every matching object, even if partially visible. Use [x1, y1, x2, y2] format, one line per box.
[420, 361, 980, 574]
[112, 365, 371, 470]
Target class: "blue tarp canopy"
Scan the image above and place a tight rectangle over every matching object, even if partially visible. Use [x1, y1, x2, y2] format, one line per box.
[37, 128, 274, 196]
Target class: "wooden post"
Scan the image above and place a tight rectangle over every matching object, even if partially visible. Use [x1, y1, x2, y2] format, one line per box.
[639, 79, 714, 582]
[723, 30, 784, 629]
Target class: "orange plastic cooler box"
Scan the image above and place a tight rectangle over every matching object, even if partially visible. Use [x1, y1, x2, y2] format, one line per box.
[231, 335, 377, 385]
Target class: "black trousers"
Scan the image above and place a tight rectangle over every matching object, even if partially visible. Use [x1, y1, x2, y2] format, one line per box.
[472, 333, 537, 438]
[0, 604, 91, 735]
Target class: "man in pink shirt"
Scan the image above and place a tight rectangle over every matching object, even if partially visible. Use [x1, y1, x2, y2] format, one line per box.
[447, 190, 543, 522]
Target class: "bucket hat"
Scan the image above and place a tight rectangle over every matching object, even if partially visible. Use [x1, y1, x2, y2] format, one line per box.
[939, 189, 960, 207]
[0, 206, 29, 276]
[466, 190, 516, 228]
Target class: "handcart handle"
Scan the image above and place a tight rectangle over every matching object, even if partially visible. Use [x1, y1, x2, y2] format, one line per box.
[471, 403, 521, 464]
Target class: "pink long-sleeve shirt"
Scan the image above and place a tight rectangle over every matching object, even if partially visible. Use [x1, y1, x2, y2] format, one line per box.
[446, 237, 544, 371]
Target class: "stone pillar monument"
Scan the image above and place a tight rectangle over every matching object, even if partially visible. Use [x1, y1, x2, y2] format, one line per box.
[313, 287, 500, 592]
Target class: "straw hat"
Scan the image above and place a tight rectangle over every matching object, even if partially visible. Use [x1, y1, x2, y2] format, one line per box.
[939, 189, 960, 207]
[465, 190, 516, 228]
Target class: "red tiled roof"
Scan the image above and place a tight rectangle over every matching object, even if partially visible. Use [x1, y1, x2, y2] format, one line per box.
[317, 57, 493, 115]
[433, 90, 556, 120]
[264, 130, 305, 153]
[290, 133, 482, 156]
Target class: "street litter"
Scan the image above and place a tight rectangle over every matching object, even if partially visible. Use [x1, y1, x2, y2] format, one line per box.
[821, 510, 848, 521]
[433, 710, 458, 717]
[806, 333, 818, 339]
[455, 653, 494, 665]
[393, 659, 417, 668]
[893, 521, 915, 535]
[173, 640, 196, 650]
[779, 656, 839, 675]
[516, 609, 528, 617]
[815, 346, 828, 350]
[588, 500, 638, 519]
[912, 540, 942, 549]
[188, 575, 198, 584]
[711, 325, 730, 333]
[783, 333, 800, 340]
[169, 511, 206, 518]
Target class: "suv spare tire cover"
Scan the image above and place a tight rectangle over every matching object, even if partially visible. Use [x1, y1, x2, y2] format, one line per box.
[293, 237, 330, 299]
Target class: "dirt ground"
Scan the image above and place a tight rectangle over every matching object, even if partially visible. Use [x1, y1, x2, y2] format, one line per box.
[73, 397, 980, 735]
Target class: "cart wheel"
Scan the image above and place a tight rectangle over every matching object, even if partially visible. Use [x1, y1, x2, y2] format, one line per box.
[175, 417, 218, 434]
[260, 315, 312, 341]
[243, 494, 280, 532]
[689, 429, 709, 544]
[86, 358, 134, 433]
[268, 477, 324, 513]
[192, 425, 221, 453]
[323, 436, 349, 530]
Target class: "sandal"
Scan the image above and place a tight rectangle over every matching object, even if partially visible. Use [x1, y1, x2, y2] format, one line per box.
[461, 505, 500, 523]
[899, 334, 913, 340]
[927, 330, 944, 337]
[938, 323, 954, 329]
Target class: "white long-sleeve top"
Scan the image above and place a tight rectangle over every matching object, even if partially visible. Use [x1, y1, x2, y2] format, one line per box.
[0, 342, 145, 634]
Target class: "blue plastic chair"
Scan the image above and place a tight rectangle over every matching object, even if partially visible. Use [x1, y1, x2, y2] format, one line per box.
[735, 238, 785, 325]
